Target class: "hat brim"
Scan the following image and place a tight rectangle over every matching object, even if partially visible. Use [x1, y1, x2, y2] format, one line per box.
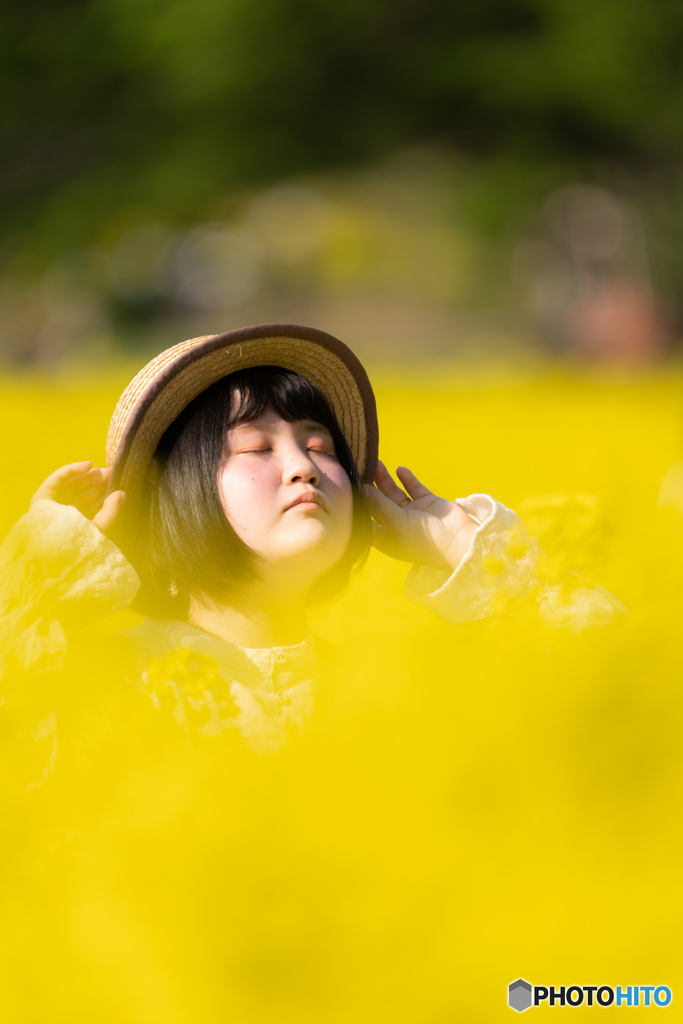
[106, 323, 379, 517]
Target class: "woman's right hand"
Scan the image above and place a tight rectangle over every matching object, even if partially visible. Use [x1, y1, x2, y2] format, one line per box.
[30, 462, 125, 536]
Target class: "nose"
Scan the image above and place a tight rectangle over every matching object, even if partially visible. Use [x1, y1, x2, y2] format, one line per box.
[284, 443, 320, 487]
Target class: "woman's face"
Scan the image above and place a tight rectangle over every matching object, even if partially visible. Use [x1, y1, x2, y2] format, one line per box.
[217, 407, 354, 583]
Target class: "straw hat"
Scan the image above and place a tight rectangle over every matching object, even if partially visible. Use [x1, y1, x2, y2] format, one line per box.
[105, 323, 379, 517]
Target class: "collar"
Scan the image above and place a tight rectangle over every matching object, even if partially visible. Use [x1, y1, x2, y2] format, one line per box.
[123, 616, 317, 678]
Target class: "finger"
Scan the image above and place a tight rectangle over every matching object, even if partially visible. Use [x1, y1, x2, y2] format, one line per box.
[92, 490, 125, 536]
[40, 461, 93, 489]
[68, 482, 110, 508]
[30, 461, 93, 504]
[396, 467, 434, 502]
[63, 472, 110, 507]
[67, 467, 111, 494]
[80, 488, 113, 517]
[374, 459, 410, 507]
[49, 467, 112, 507]
[81, 498, 106, 519]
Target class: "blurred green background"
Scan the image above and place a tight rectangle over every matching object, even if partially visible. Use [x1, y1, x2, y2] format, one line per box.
[2, 0, 683, 366]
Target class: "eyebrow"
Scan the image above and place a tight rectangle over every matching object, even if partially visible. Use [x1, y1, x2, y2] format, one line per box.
[231, 418, 332, 435]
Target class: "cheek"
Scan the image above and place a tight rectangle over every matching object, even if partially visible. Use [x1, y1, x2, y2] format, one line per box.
[217, 465, 271, 527]
[328, 467, 354, 528]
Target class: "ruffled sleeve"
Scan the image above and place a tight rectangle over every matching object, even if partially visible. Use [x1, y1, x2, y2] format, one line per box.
[0, 500, 140, 677]
[404, 493, 625, 628]
[404, 494, 541, 623]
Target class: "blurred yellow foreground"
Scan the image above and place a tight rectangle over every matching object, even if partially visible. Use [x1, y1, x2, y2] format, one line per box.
[1, 361, 683, 1022]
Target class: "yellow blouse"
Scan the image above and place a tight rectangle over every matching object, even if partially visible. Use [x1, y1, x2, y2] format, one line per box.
[0, 497, 624, 754]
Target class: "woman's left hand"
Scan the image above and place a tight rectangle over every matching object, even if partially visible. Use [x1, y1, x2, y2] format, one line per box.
[364, 460, 478, 573]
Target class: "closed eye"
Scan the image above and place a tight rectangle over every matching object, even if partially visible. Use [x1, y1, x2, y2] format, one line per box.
[308, 446, 337, 457]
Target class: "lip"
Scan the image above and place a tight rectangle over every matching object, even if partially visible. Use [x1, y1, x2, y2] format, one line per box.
[285, 491, 327, 512]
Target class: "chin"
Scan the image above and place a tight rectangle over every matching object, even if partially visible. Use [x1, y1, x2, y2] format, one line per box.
[286, 521, 334, 551]
[275, 532, 347, 574]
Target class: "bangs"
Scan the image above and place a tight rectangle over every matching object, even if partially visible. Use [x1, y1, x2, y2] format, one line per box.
[226, 366, 340, 436]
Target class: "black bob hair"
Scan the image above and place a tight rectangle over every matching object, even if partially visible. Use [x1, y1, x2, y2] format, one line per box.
[134, 365, 372, 615]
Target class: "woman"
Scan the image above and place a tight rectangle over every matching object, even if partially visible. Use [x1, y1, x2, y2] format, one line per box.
[0, 324, 607, 754]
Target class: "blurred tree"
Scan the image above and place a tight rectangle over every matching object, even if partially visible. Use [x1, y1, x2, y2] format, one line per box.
[2, 0, 683, 265]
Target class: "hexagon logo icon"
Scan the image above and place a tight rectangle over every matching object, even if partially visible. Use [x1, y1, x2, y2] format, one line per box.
[509, 979, 533, 1012]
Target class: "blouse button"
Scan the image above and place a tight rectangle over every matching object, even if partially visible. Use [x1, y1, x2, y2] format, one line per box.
[276, 691, 287, 703]
[275, 653, 287, 664]
[284, 716, 294, 726]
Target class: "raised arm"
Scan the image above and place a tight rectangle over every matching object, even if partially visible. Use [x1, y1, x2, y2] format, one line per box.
[364, 461, 625, 628]
[0, 463, 138, 678]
